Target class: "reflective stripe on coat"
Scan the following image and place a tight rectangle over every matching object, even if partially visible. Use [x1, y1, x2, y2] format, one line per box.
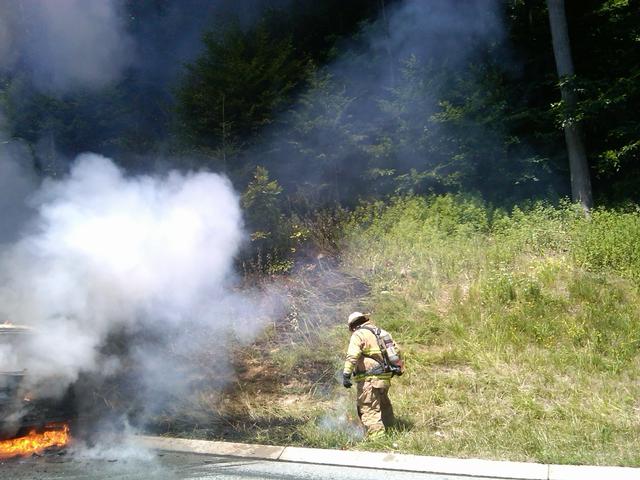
[343, 322, 391, 386]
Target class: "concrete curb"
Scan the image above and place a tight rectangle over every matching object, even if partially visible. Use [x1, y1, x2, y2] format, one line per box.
[136, 435, 640, 480]
[137, 436, 284, 460]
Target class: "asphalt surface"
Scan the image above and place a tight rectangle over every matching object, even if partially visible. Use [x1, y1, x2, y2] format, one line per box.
[2, 450, 502, 480]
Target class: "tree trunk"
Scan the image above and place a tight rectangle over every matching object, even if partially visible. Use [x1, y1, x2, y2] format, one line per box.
[546, 0, 593, 211]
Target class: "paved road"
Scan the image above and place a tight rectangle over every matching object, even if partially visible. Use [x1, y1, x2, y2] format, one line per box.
[2, 451, 503, 480]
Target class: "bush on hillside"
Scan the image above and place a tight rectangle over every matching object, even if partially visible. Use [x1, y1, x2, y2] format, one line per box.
[572, 207, 640, 282]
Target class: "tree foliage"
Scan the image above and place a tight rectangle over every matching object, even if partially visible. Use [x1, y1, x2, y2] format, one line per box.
[176, 21, 305, 152]
[1, 0, 638, 206]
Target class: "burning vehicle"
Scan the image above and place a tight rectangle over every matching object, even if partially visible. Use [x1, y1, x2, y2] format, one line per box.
[0, 323, 33, 438]
[0, 323, 73, 457]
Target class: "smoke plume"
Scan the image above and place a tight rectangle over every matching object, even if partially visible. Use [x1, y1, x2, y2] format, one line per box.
[0, 0, 134, 92]
[0, 0, 294, 94]
[0, 153, 277, 408]
[263, 0, 508, 201]
[0, 0, 518, 441]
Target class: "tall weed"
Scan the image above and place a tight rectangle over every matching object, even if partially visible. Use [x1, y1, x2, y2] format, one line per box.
[572, 208, 640, 281]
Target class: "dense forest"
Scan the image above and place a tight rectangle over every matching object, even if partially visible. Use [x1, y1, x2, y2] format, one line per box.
[1, 0, 637, 271]
[2, 0, 638, 208]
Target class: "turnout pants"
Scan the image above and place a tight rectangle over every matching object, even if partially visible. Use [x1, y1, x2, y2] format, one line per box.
[356, 379, 394, 437]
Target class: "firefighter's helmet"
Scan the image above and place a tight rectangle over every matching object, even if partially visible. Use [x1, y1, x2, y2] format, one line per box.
[347, 311, 367, 327]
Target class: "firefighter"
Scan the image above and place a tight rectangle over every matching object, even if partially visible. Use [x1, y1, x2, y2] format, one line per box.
[342, 311, 400, 439]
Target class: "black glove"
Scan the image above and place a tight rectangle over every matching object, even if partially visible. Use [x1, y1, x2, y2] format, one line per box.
[342, 373, 352, 388]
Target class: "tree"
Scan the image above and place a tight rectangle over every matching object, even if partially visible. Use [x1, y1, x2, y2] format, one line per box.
[546, 0, 593, 211]
[176, 22, 304, 153]
[265, 70, 367, 207]
[241, 166, 294, 273]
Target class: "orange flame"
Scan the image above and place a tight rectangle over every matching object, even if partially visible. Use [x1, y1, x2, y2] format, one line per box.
[0, 423, 70, 459]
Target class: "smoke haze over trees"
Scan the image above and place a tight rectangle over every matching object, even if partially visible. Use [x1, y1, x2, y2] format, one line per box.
[0, 0, 639, 454]
[2, 0, 637, 206]
[0, 0, 638, 350]
[0, 0, 637, 281]
[0, 0, 638, 314]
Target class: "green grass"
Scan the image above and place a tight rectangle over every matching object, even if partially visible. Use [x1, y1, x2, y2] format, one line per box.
[329, 196, 640, 465]
[262, 196, 640, 465]
[163, 195, 640, 466]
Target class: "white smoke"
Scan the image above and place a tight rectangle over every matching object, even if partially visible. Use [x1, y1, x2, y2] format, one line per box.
[0, 153, 274, 400]
[71, 421, 154, 461]
[0, 0, 134, 91]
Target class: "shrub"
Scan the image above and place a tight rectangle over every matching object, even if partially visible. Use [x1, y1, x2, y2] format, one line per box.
[572, 208, 640, 282]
